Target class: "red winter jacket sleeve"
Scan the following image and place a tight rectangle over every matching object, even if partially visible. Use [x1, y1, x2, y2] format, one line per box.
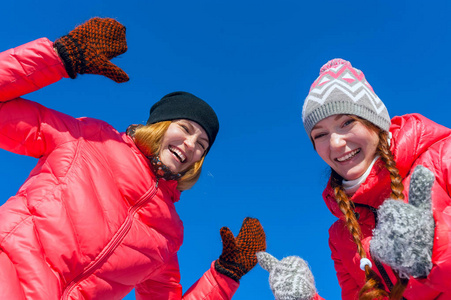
[135, 257, 239, 300]
[0, 97, 84, 158]
[390, 114, 451, 294]
[0, 38, 74, 157]
[182, 262, 239, 299]
[0, 37, 240, 300]
[0, 37, 67, 102]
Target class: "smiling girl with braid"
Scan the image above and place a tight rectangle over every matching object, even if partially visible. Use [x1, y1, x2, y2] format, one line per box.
[257, 59, 451, 300]
[0, 18, 266, 299]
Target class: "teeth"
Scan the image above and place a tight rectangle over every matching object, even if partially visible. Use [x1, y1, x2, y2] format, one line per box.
[336, 149, 360, 162]
[169, 146, 186, 163]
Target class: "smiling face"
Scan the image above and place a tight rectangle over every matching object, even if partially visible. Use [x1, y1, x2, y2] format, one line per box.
[310, 114, 380, 181]
[159, 119, 209, 174]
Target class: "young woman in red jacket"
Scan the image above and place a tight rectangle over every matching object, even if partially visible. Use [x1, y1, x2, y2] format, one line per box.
[0, 18, 265, 299]
[258, 59, 451, 300]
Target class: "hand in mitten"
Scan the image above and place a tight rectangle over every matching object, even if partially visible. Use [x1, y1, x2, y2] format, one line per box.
[214, 217, 266, 282]
[257, 252, 316, 300]
[54, 17, 129, 82]
[370, 165, 435, 278]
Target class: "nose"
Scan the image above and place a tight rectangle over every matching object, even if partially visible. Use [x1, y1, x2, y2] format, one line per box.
[184, 136, 196, 150]
[330, 132, 346, 148]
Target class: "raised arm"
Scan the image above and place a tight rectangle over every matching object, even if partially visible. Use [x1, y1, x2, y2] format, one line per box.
[0, 38, 67, 102]
[0, 17, 128, 103]
[0, 18, 129, 157]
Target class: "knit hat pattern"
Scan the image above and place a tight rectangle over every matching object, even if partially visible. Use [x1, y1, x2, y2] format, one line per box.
[147, 91, 219, 150]
[302, 59, 390, 136]
[257, 252, 316, 300]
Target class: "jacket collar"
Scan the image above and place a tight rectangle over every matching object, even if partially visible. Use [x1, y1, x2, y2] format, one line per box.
[122, 133, 181, 203]
[323, 159, 392, 219]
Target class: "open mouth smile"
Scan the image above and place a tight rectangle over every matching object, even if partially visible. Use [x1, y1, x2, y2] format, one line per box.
[169, 145, 187, 163]
[335, 148, 360, 162]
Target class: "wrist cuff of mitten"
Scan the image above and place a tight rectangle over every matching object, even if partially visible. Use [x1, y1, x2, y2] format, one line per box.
[54, 37, 77, 79]
[214, 260, 242, 282]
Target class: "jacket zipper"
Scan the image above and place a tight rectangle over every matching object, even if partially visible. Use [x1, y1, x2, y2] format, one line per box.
[62, 180, 159, 299]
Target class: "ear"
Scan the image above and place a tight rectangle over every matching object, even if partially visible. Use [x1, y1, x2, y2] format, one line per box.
[257, 251, 278, 272]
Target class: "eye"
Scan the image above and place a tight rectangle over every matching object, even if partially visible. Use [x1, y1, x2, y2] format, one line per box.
[179, 124, 189, 133]
[312, 132, 327, 140]
[197, 141, 206, 150]
[342, 118, 355, 127]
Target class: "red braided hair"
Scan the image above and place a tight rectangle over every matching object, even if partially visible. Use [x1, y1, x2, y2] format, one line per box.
[330, 117, 407, 300]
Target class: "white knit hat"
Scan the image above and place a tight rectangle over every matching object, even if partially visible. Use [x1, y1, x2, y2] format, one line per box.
[302, 59, 390, 137]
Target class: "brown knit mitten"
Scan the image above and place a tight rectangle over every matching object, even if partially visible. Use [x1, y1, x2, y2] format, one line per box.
[54, 17, 129, 83]
[215, 217, 266, 282]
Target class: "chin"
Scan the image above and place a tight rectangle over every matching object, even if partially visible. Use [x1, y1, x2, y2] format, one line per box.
[168, 166, 179, 173]
[342, 171, 365, 181]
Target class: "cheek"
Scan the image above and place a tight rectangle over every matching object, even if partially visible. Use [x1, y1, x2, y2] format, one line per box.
[193, 151, 204, 163]
[366, 132, 380, 153]
[318, 151, 333, 167]
[161, 131, 182, 147]
[315, 145, 331, 163]
[160, 136, 169, 146]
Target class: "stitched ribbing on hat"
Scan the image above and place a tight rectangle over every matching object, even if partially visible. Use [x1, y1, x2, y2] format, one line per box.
[304, 101, 391, 136]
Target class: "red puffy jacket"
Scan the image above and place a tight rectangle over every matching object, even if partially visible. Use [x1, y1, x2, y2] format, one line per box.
[0, 38, 239, 299]
[321, 114, 451, 299]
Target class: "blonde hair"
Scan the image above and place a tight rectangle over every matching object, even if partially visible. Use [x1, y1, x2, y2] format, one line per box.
[329, 117, 407, 300]
[133, 121, 205, 191]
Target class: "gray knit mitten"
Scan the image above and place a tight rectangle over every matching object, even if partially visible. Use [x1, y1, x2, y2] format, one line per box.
[370, 165, 435, 278]
[257, 252, 316, 300]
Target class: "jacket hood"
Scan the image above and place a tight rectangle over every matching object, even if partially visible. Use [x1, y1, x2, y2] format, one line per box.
[323, 113, 451, 219]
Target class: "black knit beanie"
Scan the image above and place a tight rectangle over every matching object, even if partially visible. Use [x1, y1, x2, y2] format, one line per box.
[147, 91, 219, 151]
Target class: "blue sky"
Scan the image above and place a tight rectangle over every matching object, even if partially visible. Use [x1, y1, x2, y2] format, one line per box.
[1, 1, 451, 299]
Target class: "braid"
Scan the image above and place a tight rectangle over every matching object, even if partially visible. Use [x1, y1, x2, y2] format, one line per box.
[330, 171, 388, 300]
[376, 130, 408, 300]
[330, 117, 407, 300]
[376, 131, 404, 201]
[331, 172, 364, 256]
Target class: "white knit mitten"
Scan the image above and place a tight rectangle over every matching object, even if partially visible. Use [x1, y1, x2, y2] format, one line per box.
[257, 252, 316, 300]
[370, 165, 435, 278]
